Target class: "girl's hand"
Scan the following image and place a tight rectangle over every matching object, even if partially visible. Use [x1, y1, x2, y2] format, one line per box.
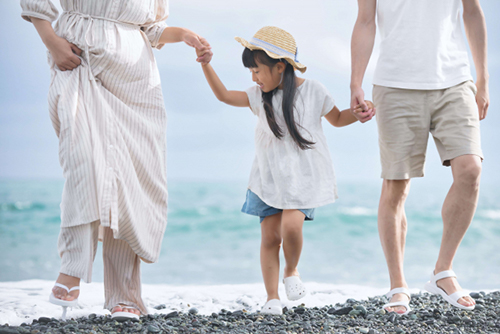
[195, 37, 213, 65]
[352, 100, 376, 123]
[195, 38, 213, 65]
[46, 35, 82, 71]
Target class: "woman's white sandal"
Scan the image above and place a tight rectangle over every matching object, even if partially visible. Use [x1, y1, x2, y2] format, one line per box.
[424, 270, 475, 311]
[112, 305, 141, 322]
[261, 299, 282, 315]
[49, 283, 80, 320]
[283, 275, 307, 301]
[383, 287, 412, 316]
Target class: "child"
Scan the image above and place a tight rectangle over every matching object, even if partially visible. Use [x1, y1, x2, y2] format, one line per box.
[196, 26, 375, 314]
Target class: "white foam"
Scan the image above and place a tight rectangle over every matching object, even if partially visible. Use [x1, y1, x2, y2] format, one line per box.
[478, 210, 500, 220]
[0, 280, 405, 326]
[338, 207, 377, 216]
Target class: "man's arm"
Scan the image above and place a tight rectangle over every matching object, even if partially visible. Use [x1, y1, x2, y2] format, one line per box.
[350, 0, 377, 112]
[462, 0, 489, 120]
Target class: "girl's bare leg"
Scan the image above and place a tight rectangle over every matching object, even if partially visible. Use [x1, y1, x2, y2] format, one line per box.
[281, 210, 305, 278]
[260, 213, 283, 301]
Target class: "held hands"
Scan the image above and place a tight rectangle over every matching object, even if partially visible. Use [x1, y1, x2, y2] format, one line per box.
[351, 100, 376, 123]
[350, 86, 375, 123]
[182, 31, 212, 65]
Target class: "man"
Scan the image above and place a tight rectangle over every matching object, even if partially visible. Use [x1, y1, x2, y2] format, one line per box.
[350, 0, 489, 314]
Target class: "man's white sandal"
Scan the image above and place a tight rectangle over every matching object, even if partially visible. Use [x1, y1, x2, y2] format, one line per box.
[283, 275, 307, 301]
[383, 287, 412, 316]
[112, 306, 141, 322]
[261, 299, 282, 315]
[49, 283, 80, 320]
[424, 270, 475, 311]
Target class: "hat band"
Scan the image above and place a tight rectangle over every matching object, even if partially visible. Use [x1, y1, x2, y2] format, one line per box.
[250, 37, 299, 62]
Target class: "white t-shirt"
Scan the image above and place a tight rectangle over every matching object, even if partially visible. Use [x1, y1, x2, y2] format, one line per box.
[245, 79, 338, 209]
[373, 0, 473, 90]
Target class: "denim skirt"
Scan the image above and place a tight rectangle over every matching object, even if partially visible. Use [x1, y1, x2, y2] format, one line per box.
[241, 189, 315, 223]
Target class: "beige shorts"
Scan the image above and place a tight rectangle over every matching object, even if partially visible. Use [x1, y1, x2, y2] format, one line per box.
[373, 80, 483, 180]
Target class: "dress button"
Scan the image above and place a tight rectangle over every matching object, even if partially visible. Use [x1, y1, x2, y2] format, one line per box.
[109, 145, 114, 150]
[108, 167, 113, 171]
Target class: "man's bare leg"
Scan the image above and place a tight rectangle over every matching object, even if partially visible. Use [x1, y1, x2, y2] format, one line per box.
[378, 179, 411, 314]
[434, 154, 481, 307]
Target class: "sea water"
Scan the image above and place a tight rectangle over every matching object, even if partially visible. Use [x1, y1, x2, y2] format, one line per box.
[0, 179, 499, 289]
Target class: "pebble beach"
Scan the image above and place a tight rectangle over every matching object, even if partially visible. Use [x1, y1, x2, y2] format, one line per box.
[1, 289, 499, 334]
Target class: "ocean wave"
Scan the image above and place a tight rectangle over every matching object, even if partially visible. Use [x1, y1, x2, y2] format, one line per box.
[0, 201, 46, 212]
[477, 210, 500, 220]
[337, 207, 377, 217]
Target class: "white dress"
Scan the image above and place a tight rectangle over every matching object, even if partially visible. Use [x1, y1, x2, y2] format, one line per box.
[245, 79, 338, 209]
[21, 0, 169, 263]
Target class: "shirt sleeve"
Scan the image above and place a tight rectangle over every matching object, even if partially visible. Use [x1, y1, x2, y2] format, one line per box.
[140, 0, 169, 50]
[20, 0, 59, 23]
[245, 85, 262, 116]
[317, 81, 336, 117]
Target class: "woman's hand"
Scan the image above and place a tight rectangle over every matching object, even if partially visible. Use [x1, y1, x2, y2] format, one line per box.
[31, 17, 82, 71]
[195, 38, 213, 65]
[46, 35, 82, 71]
[182, 31, 212, 65]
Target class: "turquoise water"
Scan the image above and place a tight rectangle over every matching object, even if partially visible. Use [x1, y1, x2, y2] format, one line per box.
[0, 179, 499, 289]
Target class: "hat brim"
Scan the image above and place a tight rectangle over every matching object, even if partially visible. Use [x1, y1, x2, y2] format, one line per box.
[235, 37, 307, 73]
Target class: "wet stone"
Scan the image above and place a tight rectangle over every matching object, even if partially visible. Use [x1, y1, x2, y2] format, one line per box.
[165, 311, 179, 319]
[147, 324, 160, 333]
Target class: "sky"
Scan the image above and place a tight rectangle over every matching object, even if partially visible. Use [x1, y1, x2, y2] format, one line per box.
[0, 0, 499, 187]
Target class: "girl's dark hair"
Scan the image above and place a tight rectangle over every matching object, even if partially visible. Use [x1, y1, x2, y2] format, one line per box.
[242, 48, 315, 150]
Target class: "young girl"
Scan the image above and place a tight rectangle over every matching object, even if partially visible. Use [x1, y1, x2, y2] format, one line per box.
[196, 26, 375, 314]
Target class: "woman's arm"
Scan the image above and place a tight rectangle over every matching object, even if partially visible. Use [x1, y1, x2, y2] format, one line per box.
[158, 27, 213, 64]
[324, 101, 375, 127]
[200, 63, 249, 108]
[31, 17, 82, 71]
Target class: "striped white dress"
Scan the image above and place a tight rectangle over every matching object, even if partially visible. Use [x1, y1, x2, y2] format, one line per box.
[21, 0, 169, 263]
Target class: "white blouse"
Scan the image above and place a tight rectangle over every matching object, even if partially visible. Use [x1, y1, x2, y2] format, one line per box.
[245, 79, 338, 209]
[20, 0, 170, 263]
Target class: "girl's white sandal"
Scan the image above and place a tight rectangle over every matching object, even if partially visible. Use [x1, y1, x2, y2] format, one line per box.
[424, 270, 475, 311]
[261, 299, 282, 315]
[283, 275, 307, 301]
[49, 283, 80, 320]
[383, 287, 412, 316]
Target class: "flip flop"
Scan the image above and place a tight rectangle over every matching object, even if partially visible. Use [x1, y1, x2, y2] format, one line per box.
[283, 275, 307, 301]
[261, 299, 282, 315]
[424, 270, 475, 311]
[383, 287, 412, 316]
[49, 283, 80, 320]
[112, 305, 140, 322]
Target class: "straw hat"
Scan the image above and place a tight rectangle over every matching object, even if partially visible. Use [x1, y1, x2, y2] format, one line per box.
[235, 26, 307, 73]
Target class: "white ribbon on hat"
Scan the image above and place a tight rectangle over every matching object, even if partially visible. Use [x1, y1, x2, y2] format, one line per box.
[250, 37, 300, 62]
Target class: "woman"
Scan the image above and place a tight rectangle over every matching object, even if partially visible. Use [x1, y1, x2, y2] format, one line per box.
[21, 0, 211, 319]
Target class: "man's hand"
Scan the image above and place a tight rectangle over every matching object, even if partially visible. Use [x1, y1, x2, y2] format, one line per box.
[351, 86, 368, 112]
[475, 81, 489, 120]
[352, 100, 376, 123]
